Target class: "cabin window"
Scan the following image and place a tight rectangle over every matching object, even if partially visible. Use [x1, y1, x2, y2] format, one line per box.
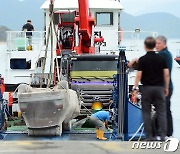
[61, 13, 75, 22]
[96, 12, 113, 26]
[71, 60, 117, 72]
[54, 13, 60, 25]
[10, 58, 31, 69]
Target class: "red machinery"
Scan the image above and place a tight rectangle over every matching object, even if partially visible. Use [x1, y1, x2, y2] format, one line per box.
[55, 0, 104, 55]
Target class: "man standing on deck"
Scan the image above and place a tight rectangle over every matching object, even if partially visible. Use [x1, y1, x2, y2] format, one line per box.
[133, 36, 169, 141]
[22, 20, 34, 47]
[156, 36, 173, 137]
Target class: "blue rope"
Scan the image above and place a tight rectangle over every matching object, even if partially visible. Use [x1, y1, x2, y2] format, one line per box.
[110, 74, 118, 140]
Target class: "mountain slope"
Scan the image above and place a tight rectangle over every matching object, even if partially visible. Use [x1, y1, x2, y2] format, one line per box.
[0, 0, 180, 38]
[0, 0, 44, 31]
[0, 26, 10, 42]
[121, 12, 180, 38]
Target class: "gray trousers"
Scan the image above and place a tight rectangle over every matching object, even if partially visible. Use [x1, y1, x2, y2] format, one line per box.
[89, 116, 105, 130]
[27, 36, 32, 46]
[141, 86, 167, 139]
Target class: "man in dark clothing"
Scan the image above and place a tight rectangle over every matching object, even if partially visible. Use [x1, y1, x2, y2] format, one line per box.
[134, 36, 169, 141]
[156, 36, 173, 137]
[22, 20, 34, 46]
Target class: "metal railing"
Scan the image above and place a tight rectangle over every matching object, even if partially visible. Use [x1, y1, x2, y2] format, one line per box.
[6, 31, 46, 52]
[118, 30, 158, 52]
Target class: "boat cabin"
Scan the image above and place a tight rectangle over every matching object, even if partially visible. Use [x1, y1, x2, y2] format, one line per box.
[41, 0, 123, 53]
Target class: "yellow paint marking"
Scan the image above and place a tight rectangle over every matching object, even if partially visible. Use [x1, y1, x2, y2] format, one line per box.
[70, 71, 117, 78]
[16, 141, 33, 146]
[94, 142, 139, 152]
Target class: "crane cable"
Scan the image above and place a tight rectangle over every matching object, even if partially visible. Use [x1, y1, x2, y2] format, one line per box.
[48, 0, 62, 85]
[40, 0, 62, 88]
[40, 17, 51, 88]
[47, 0, 55, 88]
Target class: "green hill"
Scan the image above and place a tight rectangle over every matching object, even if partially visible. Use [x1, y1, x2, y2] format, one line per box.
[0, 25, 10, 42]
[121, 12, 180, 38]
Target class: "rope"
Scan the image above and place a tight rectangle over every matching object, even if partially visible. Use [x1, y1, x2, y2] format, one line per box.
[41, 0, 56, 88]
[42, 0, 62, 87]
[52, 19, 61, 83]
[40, 21, 51, 88]
[1, 99, 14, 120]
[47, 17, 54, 88]
[138, 126, 144, 141]
[81, 103, 92, 114]
[111, 75, 118, 140]
[128, 123, 144, 141]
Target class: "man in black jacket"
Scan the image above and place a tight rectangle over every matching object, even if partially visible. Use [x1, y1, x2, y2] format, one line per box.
[134, 36, 169, 141]
[22, 20, 34, 47]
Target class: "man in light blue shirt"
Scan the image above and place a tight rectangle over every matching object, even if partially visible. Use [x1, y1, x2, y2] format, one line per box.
[90, 110, 112, 140]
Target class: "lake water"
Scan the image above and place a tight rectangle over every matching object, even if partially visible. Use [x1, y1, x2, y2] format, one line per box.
[0, 39, 180, 139]
[170, 39, 180, 139]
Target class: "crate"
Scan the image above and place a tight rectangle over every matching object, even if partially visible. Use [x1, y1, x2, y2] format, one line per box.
[15, 37, 28, 51]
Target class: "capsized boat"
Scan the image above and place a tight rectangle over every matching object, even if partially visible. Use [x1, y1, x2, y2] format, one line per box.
[17, 80, 81, 136]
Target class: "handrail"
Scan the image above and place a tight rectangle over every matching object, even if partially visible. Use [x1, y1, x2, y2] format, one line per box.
[6, 31, 46, 52]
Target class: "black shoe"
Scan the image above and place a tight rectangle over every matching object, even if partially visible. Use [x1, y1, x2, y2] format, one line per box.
[145, 137, 159, 141]
[145, 138, 152, 141]
[160, 136, 166, 141]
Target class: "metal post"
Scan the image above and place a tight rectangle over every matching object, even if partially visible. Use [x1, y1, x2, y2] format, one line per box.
[111, 49, 128, 140]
